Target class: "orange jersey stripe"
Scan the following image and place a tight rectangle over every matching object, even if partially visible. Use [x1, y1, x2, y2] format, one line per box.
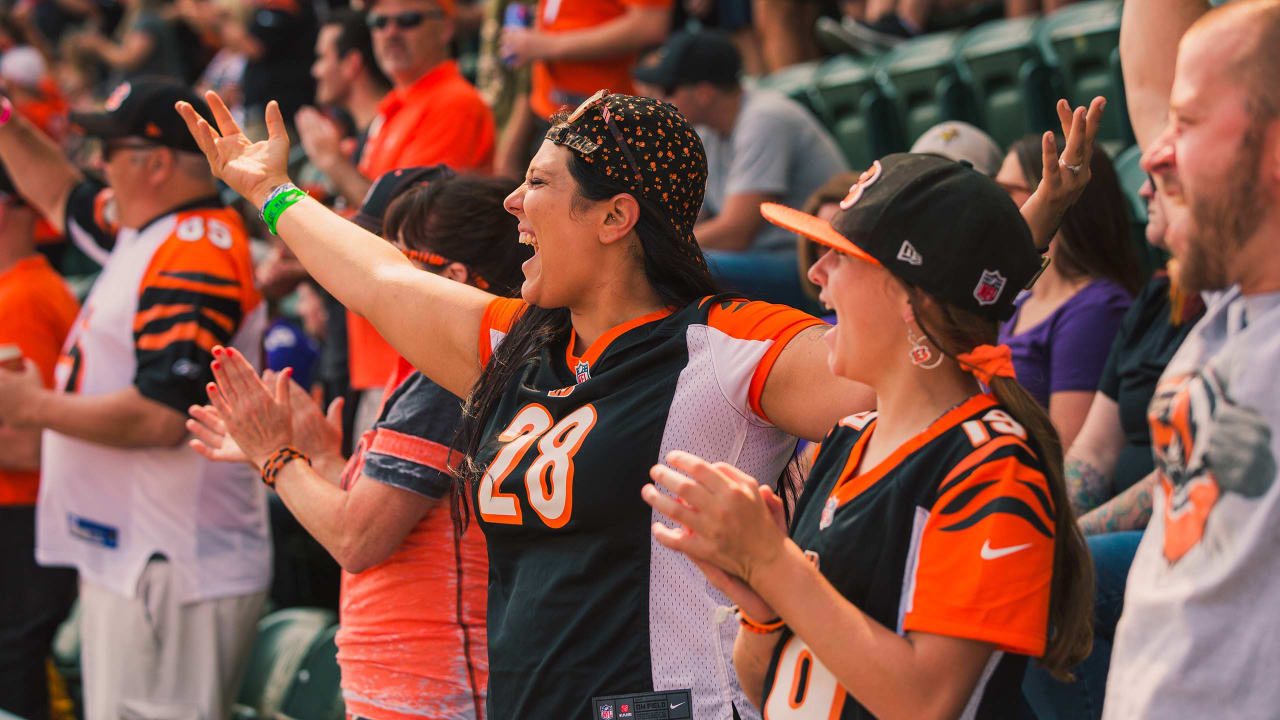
[135, 321, 222, 353]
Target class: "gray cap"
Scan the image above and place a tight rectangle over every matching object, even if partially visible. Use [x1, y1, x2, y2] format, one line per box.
[909, 121, 1004, 177]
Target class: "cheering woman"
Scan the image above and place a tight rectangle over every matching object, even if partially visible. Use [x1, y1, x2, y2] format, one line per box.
[644, 154, 1094, 718]
[177, 92, 1096, 719]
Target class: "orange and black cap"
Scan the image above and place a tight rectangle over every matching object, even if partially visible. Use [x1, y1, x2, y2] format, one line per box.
[764, 153, 1041, 322]
[71, 78, 211, 154]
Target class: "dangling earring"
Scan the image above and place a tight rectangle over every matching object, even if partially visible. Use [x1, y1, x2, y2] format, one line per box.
[908, 327, 943, 369]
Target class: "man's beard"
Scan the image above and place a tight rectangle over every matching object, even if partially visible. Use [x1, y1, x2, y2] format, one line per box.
[1177, 121, 1268, 294]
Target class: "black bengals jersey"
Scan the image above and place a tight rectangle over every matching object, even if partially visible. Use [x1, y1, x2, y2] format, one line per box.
[473, 295, 821, 720]
[760, 394, 1055, 719]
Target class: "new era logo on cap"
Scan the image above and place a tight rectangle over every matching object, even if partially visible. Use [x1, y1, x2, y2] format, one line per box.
[897, 240, 923, 266]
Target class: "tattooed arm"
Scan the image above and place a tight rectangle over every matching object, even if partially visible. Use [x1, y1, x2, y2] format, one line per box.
[1064, 393, 1127, 515]
[1078, 472, 1156, 535]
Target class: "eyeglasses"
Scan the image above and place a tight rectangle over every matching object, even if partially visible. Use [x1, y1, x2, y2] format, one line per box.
[367, 10, 442, 30]
[400, 247, 489, 290]
[102, 139, 159, 161]
[565, 89, 646, 191]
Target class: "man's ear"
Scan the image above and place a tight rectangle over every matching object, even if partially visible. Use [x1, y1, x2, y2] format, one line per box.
[148, 147, 175, 185]
[438, 17, 456, 47]
[339, 49, 363, 83]
[599, 193, 641, 246]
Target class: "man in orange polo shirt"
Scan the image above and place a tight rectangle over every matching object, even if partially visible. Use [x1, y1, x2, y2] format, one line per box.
[302, 0, 495, 430]
[0, 161, 79, 720]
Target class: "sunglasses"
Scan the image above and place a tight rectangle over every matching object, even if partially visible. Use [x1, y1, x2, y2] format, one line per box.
[367, 10, 442, 30]
[565, 90, 646, 191]
[102, 139, 159, 161]
[401, 247, 489, 290]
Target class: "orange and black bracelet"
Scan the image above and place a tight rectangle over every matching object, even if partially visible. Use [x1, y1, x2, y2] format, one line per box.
[737, 606, 784, 634]
[260, 446, 310, 487]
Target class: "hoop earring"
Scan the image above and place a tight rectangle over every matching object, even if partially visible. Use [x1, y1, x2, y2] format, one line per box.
[908, 327, 943, 369]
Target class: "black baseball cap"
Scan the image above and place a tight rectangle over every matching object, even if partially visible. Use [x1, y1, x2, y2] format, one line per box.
[763, 153, 1041, 322]
[631, 29, 741, 90]
[70, 79, 211, 154]
[354, 164, 455, 236]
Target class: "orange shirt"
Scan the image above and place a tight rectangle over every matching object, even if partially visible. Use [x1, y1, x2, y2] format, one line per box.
[0, 255, 80, 506]
[336, 359, 488, 719]
[349, 60, 496, 390]
[529, 0, 673, 120]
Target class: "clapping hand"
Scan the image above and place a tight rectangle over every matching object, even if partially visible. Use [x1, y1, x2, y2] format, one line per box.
[643, 450, 789, 620]
[175, 92, 292, 208]
[190, 367, 344, 467]
[201, 346, 293, 469]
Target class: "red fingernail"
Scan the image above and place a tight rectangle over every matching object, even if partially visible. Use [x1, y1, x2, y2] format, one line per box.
[212, 347, 223, 356]
[211, 361, 221, 370]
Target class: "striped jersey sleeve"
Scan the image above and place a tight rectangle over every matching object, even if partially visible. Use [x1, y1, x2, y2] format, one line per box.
[132, 210, 260, 412]
[361, 369, 464, 500]
[63, 180, 118, 265]
[903, 423, 1055, 656]
[704, 297, 824, 423]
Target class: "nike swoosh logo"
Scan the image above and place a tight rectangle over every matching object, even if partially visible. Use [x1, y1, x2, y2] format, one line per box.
[980, 540, 1032, 560]
[670, 702, 686, 709]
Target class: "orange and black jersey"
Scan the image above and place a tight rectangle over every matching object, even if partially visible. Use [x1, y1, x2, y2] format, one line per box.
[761, 394, 1054, 719]
[59, 180, 260, 412]
[474, 294, 821, 720]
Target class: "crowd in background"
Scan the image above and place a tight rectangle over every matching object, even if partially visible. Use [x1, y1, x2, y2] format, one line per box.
[0, 0, 1276, 717]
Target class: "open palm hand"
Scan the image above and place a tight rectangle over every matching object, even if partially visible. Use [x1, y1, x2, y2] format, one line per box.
[175, 92, 292, 207]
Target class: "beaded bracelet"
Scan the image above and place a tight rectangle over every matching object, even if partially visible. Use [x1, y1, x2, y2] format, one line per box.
[0, 97, 12, 128]
[737, 606, 785, 635]
[260, 446, 310, 487]
[260, 183, 307, 235]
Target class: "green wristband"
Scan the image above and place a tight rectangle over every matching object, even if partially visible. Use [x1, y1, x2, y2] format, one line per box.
[261, 184, 307, 235]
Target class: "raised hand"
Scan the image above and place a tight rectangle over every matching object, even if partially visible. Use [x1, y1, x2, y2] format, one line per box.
[1020, 96, 1106, 252]
[206, 346, 294, 469]
[294, 106, 345, 173]
[175, 92, 292, 207]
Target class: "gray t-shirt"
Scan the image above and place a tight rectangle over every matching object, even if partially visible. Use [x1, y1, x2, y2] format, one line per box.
[699, 89, 849, 253]
[1104, 285, 1280, 719]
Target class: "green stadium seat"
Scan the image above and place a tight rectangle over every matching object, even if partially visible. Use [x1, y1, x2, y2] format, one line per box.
[1037, 0, 1134, 146]
[753, 60, 829, 124]
[1112, 144, 1147, 224]
[275, 625, 345, 720]
[0, 708, 28, 720]
[50, 599, 82, 713]
[1111, 143, 1167, 277]
[232, 607, 337, 720]
[957, 16, 1056, 148]
[811, 56, 896, 169]
[873, 31, 976, 151]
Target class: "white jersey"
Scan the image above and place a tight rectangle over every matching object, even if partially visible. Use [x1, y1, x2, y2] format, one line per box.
[37, 184, 270, 603]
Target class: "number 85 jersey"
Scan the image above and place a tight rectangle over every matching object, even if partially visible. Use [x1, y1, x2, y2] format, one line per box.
[762, 394, 1056, 720]
[473, 295, 822, 720]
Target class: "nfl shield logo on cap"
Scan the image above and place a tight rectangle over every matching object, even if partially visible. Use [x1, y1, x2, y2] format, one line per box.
[973, 269, 1007, 306]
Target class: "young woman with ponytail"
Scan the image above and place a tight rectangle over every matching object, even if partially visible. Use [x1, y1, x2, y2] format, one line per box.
[644, 154, 1094, 719]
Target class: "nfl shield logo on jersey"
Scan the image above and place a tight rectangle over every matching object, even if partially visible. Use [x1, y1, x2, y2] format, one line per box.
[575, 361, 591, 384]
[973, 269, 1007, 306]
[600, 705, 614, 720]
[819, 496, 838, 530]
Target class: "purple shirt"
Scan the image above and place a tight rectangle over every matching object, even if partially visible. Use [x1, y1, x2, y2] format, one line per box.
[998, 279, 1133, 408]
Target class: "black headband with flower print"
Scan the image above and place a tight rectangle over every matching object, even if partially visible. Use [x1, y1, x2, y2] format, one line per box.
[544, 90, 709, 264]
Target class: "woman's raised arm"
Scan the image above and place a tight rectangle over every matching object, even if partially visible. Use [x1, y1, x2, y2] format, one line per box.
[175, 94, 494, 397]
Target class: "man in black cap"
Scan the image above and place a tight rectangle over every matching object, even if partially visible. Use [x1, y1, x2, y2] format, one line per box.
[0, 79, 270, 720]
[632, 29, 848, 307]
